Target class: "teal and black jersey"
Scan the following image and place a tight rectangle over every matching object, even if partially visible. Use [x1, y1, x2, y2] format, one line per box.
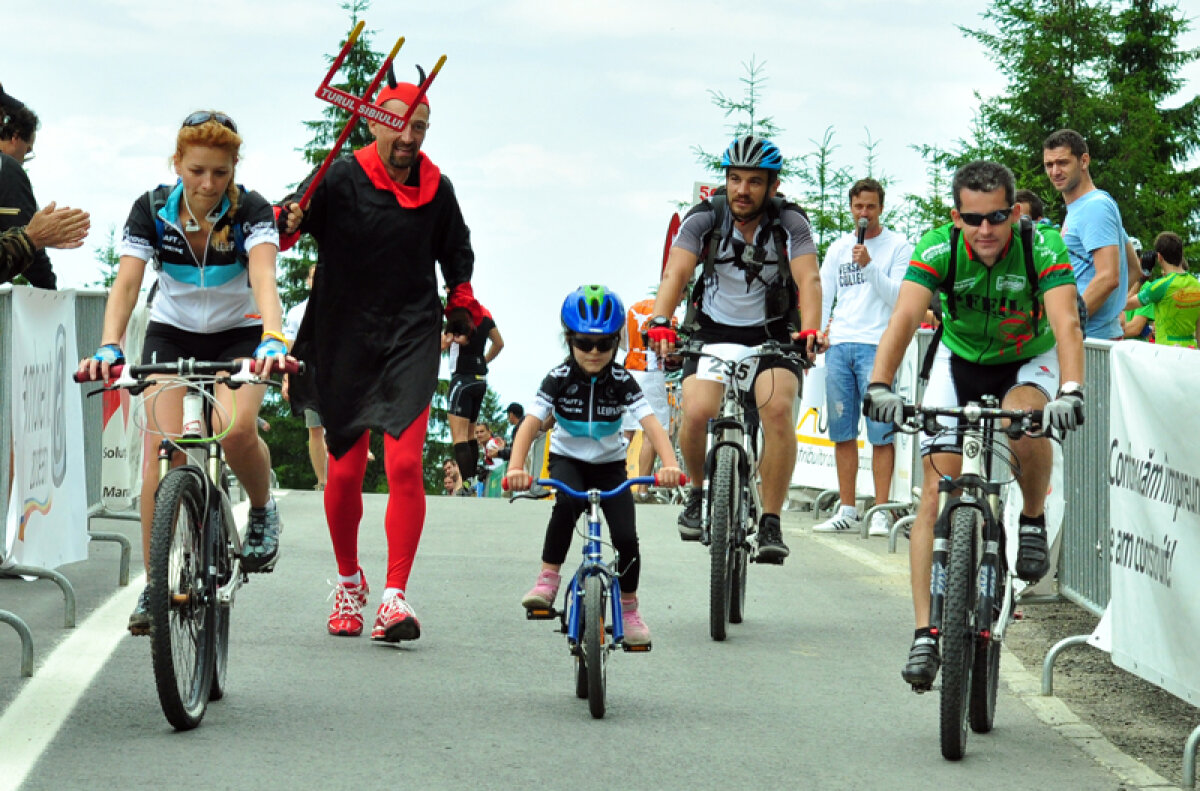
[530, 361, 653, 464]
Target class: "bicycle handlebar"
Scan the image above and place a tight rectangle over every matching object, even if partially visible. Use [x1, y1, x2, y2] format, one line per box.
[675, 339, 814, 368]
[74, 357, 305, 385]
[897, 402, 1047, 439]
[504, 473, 688, 499]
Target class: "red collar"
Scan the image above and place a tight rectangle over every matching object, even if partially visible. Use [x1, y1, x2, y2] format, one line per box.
[354, 145, 441, 208]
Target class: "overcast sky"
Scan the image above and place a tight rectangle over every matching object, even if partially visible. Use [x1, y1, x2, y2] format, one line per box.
[7, 0, 1199, 410]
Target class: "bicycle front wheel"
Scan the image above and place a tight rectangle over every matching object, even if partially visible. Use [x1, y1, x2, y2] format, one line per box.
[149, 469, 216, 730]
[709, 446, 739, 641]
[583, 575, 607, 719]
[729, 490, 749, 624]
[940, 506, 978, 760]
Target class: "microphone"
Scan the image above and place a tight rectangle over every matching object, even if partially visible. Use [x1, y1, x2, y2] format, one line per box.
[856, 217, 868, 245]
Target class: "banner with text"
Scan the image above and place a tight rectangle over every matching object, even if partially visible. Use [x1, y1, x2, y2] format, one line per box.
[1108, 342, 1200, 705]
[4, 287, 89, 569]
[791, 339, 917, 502]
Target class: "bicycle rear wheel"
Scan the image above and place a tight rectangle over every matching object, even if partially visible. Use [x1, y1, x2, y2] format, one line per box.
[583, 575, 607, 719]
[709, 446, 739, 641]
[729, 500, 749, 625]
[149, 469, 216, 730]
[940, 507, 978, 760]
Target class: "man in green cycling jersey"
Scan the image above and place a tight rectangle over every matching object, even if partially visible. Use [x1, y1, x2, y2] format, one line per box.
[1125, 232, 1200, 349]
[863, 161, 1086, 688]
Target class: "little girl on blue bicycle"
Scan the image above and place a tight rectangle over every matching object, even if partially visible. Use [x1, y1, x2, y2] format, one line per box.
[505, 285, 682, 645]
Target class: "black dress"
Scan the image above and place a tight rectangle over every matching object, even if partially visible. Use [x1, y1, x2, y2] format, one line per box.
[285, 146, 474, 458]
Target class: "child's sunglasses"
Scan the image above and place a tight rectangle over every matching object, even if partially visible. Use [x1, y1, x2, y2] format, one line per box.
[571, 335, 617, 353]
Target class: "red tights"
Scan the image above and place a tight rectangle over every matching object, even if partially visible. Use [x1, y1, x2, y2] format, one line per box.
[323, 409, 429, 590]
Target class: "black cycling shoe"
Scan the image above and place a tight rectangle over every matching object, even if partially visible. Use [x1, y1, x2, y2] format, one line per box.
[128, 586, 151, 636]
[1015, 517, 1050, 583]
[755, 514, 789, 563]
[677, 487, 703, 541]
[902, 633, 941, 689]
[243, 500, 282, 573]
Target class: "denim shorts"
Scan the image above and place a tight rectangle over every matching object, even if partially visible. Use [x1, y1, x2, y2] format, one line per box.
[824, 342, 893, 445]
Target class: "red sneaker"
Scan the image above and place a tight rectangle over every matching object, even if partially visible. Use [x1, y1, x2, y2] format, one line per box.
[371, 594, 421, 642]
[328, 571, 369, 637]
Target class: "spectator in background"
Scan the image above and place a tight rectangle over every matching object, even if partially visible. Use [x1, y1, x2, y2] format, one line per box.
[815, 178, 911, 537]
[443, 302, 503, 490]
[620, 294, 674, 501]
[0, 84, 60, 289]
[1125, 232, 1199, 349]
[0, 204, 89, 283]
[1043, 129, 1130, 339]
[282, 264, 327, 490]
[474, 422, 502, 494]
[442, 461, 468, 496]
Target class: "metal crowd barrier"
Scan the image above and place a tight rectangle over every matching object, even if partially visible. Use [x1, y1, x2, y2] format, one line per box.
[0, 287, 130, 677]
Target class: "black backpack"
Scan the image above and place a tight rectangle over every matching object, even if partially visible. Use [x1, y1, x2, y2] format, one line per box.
[680, 191, 805, 334]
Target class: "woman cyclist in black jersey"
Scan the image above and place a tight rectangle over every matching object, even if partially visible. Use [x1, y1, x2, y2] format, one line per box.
[442, 302, 503, 489]
[505, 285, 682, 646]
[77, 111, 289, 633]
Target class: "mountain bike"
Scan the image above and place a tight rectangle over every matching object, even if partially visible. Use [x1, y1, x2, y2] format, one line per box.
[894, 398, 1047, 760]
[510, 473, 683, 719]
[78, 357, 299, 730]
[677, 340, 811, 642]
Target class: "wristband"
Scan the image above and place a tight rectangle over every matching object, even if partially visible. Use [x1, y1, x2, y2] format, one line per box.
[796, 329, 819, 340]
[261, 330, 287, 343]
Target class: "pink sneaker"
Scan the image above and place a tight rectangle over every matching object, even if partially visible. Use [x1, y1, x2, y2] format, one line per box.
[328, 571, 369, 637]
[372, 594, 421, 642]
[622, 601, 651, 646]
[521, 569, 561, 610]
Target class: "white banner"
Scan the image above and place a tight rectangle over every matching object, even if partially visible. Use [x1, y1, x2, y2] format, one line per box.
[99, 299, 148, 512]
[791, 338, 917, 502]
[4, 287, 89, 569]
[1108, 342, 1200, 705]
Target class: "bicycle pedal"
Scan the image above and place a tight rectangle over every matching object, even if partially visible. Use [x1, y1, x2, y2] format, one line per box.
[622, 642, 652, 653]
[524, 607, 558, 621]
[753, 555, 785, 565]
[909, 682, 933, 694]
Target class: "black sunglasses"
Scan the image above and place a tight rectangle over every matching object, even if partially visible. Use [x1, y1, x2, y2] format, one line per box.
[959, 208, 1012, 227]
[182, 111, 238, 134]
[571, 336, 617, 353]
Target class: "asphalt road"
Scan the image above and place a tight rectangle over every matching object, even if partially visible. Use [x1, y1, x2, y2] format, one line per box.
[0, 491, 1145, 790]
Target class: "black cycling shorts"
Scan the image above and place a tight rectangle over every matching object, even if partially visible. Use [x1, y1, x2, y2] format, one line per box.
[680, 313, 801, 381]
[447, 374, 487, 422]
[141, 321, 261, 367]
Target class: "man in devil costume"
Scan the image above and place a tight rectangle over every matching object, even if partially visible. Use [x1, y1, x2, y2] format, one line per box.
[279, 73, 477, 643]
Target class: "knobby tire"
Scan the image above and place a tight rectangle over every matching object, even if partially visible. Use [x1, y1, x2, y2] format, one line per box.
[709, 447, 739, 641]
[149, 470, 215, 730]
[940, 507, 978, 760]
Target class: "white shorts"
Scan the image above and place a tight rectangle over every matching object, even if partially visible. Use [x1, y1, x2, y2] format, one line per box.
[921, 345, 1059, 455]
[622, 369, 670, 432]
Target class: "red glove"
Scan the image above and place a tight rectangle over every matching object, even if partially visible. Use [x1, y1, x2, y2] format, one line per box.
[647, 325, 677, 346]
[445, 282, 486, 327]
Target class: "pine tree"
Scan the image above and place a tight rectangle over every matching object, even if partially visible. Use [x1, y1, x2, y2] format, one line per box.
[279, 0, 383, 311]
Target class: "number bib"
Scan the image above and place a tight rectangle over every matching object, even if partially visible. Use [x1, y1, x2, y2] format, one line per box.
[694, 343, 759, 393]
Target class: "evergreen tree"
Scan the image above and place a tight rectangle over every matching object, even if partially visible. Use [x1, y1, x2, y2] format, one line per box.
[87, 224, 120, 289]
[279, 0, 383, 310]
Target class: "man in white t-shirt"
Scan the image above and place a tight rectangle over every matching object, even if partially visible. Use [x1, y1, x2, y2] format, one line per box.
[815, 178, 911, 536]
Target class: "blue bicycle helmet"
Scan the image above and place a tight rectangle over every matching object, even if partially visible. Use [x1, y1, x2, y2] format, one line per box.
[561, 285, 625, 336]
[721, 135, 783, 172]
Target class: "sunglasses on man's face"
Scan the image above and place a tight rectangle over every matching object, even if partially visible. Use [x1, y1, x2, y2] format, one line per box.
[182, 111, 238, 134]
[571, 336, 617, 353]
[959, 208, 1012, 227]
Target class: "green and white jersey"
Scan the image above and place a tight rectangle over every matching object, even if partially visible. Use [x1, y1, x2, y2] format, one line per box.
[906, 223, 1075, 364]
[1137, 272, 1200, 348]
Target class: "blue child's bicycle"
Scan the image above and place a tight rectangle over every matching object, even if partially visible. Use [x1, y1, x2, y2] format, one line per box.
[510, 473, 684, 719]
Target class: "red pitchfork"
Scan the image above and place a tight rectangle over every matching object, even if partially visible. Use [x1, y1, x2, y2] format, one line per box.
[295, 23, 447, 210]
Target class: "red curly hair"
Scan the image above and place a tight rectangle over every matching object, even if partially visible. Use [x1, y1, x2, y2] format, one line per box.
[173, 112, 242, 247]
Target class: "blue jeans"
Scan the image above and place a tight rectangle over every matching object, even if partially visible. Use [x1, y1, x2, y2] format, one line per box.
[824, 343, 893, 446]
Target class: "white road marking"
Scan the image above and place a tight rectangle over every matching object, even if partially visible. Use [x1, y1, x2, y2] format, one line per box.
[0, 498, 252, 791]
